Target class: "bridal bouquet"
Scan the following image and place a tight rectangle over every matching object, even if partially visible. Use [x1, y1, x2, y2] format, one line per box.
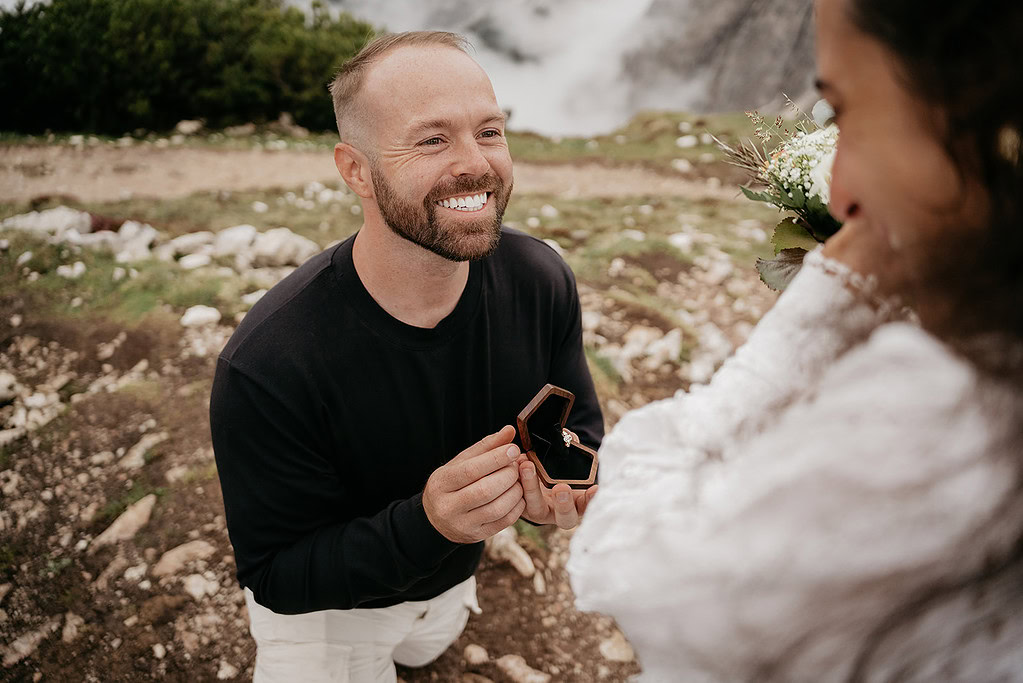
[716, 100, 840, 290]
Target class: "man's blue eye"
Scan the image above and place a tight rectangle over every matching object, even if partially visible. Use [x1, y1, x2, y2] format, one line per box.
[480, 130, 501, 138]
[422, 137, 443, 146]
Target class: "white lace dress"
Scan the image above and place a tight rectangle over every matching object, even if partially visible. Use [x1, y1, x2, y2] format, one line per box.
[568, 250, 1023, 682]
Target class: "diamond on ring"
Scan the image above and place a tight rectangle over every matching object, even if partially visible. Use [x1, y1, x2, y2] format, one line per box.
[562, 429, 573, 447]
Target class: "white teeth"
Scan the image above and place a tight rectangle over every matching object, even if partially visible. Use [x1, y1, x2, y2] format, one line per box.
[436, 193, 489, 211]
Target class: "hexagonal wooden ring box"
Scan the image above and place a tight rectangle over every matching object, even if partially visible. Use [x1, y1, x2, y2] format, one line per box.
[516, 383, 598, 489]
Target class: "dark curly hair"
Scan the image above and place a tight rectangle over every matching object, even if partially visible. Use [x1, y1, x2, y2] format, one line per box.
[843, 5, 1022, 679]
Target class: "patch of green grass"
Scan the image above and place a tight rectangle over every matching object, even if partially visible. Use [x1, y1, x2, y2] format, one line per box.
[40, 555, 73, 578]
[97, 481, 166, 524]
[0, 543, 17, 579]
[180, 462, 218, 484]
[508, 110, 759, 173]
[513, 520, 547, 551]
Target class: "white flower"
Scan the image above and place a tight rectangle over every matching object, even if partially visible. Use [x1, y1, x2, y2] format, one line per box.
[809, 146, 837, 205]
[765, 125, 838, 205]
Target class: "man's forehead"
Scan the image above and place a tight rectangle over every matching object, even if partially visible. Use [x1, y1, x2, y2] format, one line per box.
[359, 45, 499, 123]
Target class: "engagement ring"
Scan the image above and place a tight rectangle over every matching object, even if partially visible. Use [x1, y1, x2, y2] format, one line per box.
[562, 429, 573, 447]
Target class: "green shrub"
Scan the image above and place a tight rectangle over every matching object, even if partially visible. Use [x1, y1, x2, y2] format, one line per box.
[0, 0, 374, 134]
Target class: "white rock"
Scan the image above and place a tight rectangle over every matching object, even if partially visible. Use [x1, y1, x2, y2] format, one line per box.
[532, 571, 547, 595]
[0, 583, 11, 604]
[0, 206, 91, 240]
[152, 643, 166, 659]
[607, 257, 627, 278]
[16, 251, 32, 266]
[175, 119, 203, 135]
[688, 322, 733, 385]
[61, 611, 84, 643]
[55, 261, 86, 279]
[89, 494, 157, 553]
[621, 229, 646, 242]
[496, 654, 551, 683]
[1, 616, 61, 667]
[485, 527, 534, 578]
[112, 267, 126, 282]
[168, 231, 215, 256]
[213, 224, 258, 257]
[180, 305, 221, 328]
[668, 232, 695, 252]
[179, 253, 212, 270]
[671, 158, 694, 173]
[123, 563, 148, 582]
[541, 239, 564, 257]
[153, 540, 216, 578]
[539, 204, 559, 219]
[251, 201, 269, 213]
[599, 630, 635, 662]
[115, 220, 158, 262]
[700, 259, 734, 286]
[642, 328, 684, 370]
[0, 428, 25, 449]
[119, 431, 169, 470]
[675, 134, 699, 148]
[217, 659, 239, 680]
[240, 289, 267, 307]
[0, 371, 19, 403]
[580, 310, 602, 334]
[250, 227, 319, 267]
[464, 643, 489, 665]
[183, 573, 219, 601]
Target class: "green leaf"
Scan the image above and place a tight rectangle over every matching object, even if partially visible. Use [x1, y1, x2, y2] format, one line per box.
[739, 185, 778, 205]
[755, 248, 808, 291]
[771, 218, 819, 254]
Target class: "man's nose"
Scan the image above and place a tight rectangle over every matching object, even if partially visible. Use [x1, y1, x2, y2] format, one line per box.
[449, 136, 491, 177]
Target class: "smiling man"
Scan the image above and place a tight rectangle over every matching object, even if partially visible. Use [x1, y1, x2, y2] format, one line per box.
[209, 32, 603, 683]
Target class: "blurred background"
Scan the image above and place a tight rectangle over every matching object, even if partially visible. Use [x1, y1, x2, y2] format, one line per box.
[0, 0, 808, 680]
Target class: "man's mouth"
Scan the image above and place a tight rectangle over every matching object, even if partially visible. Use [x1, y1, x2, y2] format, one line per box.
[435, 192, 490, 212]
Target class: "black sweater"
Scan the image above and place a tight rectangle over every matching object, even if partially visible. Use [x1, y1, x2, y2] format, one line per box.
[210, 228, 603, 614]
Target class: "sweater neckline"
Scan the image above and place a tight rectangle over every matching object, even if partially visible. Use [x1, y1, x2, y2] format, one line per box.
[332, 234, 483, 348]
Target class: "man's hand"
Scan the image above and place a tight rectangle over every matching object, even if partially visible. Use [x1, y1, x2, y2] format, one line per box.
[517, 458, 598, 529]
[423, 425, 526, 544]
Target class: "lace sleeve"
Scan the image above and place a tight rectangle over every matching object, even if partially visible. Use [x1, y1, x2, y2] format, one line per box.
[568, 324, 1014, 681]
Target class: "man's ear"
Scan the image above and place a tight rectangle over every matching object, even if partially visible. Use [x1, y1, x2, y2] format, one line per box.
[334, 143, 374, 199]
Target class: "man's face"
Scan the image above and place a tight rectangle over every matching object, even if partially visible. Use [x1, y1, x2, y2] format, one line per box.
[358, 45, 514, 261]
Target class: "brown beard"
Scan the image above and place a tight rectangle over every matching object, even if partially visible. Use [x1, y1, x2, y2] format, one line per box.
[371, 165, 512, 262]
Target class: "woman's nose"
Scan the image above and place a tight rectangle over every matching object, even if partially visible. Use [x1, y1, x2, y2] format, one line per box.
[828, 146, 860, 220]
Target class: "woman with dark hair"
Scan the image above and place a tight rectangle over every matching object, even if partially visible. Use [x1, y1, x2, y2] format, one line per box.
[567, 0, 1023, 680]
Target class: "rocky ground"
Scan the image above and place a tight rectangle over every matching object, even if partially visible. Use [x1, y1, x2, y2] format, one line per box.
[0, 124, 779, 682]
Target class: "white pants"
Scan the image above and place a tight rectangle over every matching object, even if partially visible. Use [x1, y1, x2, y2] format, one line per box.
[244, 577, 481, 683]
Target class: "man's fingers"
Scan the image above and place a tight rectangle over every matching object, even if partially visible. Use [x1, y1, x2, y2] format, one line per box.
[457, 463, 520, 509]
[444, 442, 520, 491]
[552, 483, 579, 530]
[451, 425, 516, 464]
[519, 461, 548, 521]
[481, 498, 527, 538]
[469, 481, 523, 524]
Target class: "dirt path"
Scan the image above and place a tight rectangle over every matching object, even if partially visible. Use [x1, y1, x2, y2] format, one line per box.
[0, 144, 738, 202]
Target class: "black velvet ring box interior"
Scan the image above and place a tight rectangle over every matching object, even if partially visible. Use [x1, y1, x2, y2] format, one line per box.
[516, 383, 598, 489]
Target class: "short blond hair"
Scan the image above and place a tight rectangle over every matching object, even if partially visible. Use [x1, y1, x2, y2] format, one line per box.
[328, 31, 471, 146]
